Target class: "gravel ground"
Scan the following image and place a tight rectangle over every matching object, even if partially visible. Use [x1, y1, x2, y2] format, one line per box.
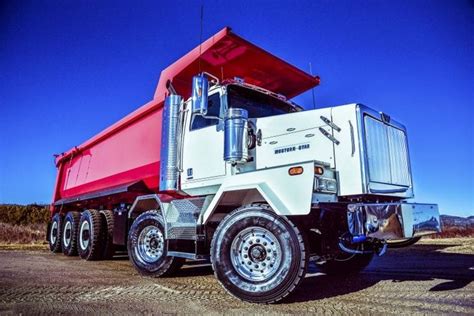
[0, 238, 473, 315]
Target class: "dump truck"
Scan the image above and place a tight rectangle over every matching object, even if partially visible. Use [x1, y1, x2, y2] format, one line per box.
[48, 27, 441, 303]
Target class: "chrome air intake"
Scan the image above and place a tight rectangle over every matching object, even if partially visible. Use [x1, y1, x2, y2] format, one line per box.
[160, 94, 182, 191]
[224, 108, 249, 164]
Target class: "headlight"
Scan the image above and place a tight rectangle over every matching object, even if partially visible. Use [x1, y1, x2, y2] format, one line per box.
[315, 177, 337, 193]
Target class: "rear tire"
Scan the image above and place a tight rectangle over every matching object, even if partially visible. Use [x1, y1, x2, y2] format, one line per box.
[78, 209, 103, 261]
[211, 204, 308, 304]
[48, 213, 63, 253]
[100, 210, 115, 260]
[62, 211, 81, 256]
[128, 211, 184, 277]
[317, 252, 374, 275]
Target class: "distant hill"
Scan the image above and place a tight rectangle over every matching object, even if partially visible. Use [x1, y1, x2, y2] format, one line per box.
[436, 215, 474, 238]
[440, 215, 474, 229]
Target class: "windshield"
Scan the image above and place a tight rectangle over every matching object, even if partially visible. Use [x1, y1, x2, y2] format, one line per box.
[227, 85, 297, 118]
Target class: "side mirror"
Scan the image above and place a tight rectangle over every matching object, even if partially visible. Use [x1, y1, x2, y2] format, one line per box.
[191, 74, 209, 115]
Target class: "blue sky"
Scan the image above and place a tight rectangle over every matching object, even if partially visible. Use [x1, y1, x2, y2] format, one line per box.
[0, 1, 472, 217]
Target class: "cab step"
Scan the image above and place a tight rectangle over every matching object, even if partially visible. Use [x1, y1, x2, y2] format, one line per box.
[167, 251, 209, 260]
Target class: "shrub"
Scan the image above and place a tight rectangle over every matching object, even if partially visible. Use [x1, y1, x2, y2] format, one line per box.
[0, 204, 50, 225]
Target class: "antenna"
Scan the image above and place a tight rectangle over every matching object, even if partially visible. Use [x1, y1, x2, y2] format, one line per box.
[309, 62, 316, 110]
[198, 5, 204, 73]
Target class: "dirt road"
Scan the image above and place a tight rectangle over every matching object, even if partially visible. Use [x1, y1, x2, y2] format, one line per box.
[0, 239, 473, 315]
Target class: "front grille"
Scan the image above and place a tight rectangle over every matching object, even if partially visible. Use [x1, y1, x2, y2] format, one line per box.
[364, 115, 411, 187]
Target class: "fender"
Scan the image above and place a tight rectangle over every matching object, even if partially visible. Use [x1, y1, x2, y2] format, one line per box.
[200, 161, 315, 224]
[128, 194, 166, 220]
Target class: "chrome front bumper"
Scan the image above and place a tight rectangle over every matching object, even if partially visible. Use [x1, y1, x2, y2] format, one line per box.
[347, 203, 441, 240]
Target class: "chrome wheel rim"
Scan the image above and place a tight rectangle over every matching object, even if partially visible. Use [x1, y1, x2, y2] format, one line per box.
[230, 226, 282, 282]
[79, 220, 90, 250]
[50, 221, 58, 244]
[136, 225, 164, 264]
[63, 221, 72, 247]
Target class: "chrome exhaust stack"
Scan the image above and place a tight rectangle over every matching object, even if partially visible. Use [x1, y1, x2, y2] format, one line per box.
[160, 93, 182, 192]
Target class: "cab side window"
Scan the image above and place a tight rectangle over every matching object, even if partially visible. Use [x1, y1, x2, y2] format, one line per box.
[191, 92, 221, 130]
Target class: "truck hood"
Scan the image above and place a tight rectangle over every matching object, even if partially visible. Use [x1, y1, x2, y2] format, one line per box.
[255, 108, 335, 170]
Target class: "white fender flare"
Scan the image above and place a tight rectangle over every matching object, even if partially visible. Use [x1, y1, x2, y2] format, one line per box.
[200, 161, 315, 224]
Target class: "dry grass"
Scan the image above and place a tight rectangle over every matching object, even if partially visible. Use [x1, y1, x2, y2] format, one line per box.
[419, 237, 474, 254]
[0, 243, 48, 250]
[0, 222, 47, 245]
[0, 204, 50, 249]
[430, 227, 474, 238]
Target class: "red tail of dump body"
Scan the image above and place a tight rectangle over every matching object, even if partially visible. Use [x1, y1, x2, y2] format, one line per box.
[51, 27, 319, 212]
[53, 102, 163, 207]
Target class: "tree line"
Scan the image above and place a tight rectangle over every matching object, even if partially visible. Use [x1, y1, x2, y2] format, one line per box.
[0, 204, 50, 225]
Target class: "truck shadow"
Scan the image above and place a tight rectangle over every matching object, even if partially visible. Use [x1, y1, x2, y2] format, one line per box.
[109, 242, 473, 302]
[173, 260, 214, 277]
[285, 243, 474, 304]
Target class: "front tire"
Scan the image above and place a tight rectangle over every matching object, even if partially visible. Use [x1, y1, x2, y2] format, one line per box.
[62, 211, 81, 256]
[48, 213, 63, 253]
[128, 211, 184, 277]
[211, 204, 308, 304]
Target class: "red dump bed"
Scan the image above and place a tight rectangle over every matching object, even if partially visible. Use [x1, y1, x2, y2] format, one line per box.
[52, 27, 319, 207]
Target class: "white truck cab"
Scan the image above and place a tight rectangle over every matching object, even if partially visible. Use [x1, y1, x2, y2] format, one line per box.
[176, 79, 422, 218]
[125, 74, 441, 303]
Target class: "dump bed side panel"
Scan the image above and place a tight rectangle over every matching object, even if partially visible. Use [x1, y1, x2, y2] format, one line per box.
[51, 27, 319, 208]
[54, 107, 162, 203]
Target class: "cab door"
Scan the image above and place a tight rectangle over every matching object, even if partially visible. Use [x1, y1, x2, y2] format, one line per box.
[181, 91, 226, 185]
